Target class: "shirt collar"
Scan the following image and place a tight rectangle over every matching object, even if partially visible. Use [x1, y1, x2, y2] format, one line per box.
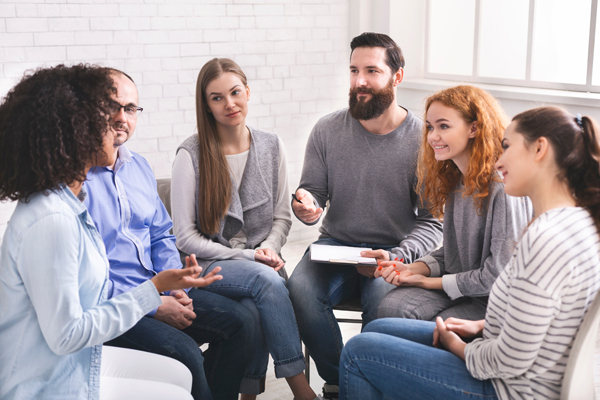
[56, 184, 88, 217]
[113, 145, 133, 173]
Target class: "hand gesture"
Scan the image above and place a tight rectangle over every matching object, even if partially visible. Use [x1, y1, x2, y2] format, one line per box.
[151, 254, 223, 293]
[255, 248, 285, 271]
[292, 189, 323, 224]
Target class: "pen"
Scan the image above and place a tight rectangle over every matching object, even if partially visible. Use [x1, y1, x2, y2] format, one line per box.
[291, 193, 303, 204]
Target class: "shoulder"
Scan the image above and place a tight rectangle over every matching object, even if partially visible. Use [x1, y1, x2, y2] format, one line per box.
[8, 191, 77, 240]
[177, 134, 199, 154]
[402, 109, 425, 132]
[314, 108, 354, 131]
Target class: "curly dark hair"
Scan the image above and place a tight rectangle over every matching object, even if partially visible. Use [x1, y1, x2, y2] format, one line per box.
[0, 64, 115, 202]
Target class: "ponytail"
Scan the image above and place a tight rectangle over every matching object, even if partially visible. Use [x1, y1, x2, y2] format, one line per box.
[512, 107, 600, 232]
[572, 116, 600, 231]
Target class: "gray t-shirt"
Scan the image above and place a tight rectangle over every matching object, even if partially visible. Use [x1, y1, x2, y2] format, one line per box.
[297, 107, 443, 262]
[419, 179, 533, 300]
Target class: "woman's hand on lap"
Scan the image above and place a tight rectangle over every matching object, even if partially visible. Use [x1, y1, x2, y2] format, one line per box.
[434, 317, 467, 360]
[255, 248, 285, 271]
[444, 318, 485, 339]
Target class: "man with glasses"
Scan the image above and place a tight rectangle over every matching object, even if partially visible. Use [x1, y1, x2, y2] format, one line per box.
[84, 69, 255, 400]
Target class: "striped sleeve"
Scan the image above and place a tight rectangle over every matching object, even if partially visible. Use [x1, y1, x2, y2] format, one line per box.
[465, 276, 558, 380]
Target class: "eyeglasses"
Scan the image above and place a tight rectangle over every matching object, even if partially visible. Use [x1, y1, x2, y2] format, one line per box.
[108, 101, 143, 117]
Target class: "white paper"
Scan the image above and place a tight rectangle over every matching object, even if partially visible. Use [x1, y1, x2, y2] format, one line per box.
[309, 244, 377, 265]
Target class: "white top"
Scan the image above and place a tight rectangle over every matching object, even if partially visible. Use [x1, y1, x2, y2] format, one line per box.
[465, 207, 600, 400]
[171, 136, 292, 261]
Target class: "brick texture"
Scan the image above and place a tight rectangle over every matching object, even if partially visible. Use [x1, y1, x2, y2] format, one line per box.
[0, 0, 350, 245]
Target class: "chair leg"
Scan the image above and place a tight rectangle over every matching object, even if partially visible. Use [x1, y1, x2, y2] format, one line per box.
[304, 344, 310, 384]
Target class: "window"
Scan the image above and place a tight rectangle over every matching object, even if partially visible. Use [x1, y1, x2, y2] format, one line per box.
[425, 0, 600, 92]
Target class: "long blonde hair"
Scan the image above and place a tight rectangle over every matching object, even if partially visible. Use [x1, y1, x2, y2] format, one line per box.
[417, 85, 507, 219]
[195, 58, 248, 234]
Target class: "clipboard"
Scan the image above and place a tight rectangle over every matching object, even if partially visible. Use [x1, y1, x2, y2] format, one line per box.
[309, 244, 377, 265]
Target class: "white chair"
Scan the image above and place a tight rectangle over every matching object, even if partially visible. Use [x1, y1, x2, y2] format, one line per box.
[561, 291, 600, 400]
[100, 346, 193, 400]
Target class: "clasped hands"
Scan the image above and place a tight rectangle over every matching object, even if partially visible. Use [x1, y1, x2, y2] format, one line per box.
[255, 248, 285, 271]
[433, 317, 485, 360]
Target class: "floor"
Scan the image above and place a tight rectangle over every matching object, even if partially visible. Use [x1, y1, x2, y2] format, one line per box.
[256, 238, 600, 399]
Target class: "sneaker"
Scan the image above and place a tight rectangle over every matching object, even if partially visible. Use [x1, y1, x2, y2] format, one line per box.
[322, 384, 339, 400]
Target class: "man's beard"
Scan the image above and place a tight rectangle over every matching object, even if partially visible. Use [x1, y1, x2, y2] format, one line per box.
[112, 122, 129, 147]
[348, 78, 395, 121]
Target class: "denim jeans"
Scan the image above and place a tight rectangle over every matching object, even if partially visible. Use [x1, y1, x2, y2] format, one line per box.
[287, 237, 395, 385]
[202, 259, 306, 394]
[104, 288, 254, 400]
[339, 318, 498, 400]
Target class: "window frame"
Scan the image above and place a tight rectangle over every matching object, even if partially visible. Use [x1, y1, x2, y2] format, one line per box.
[424, 0, 600, 93]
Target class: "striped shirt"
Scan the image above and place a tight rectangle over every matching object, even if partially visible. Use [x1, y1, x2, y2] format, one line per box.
[465, 207, 600, 400]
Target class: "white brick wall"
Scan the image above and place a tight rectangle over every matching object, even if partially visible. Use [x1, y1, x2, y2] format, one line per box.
[0, 0, 351, 246]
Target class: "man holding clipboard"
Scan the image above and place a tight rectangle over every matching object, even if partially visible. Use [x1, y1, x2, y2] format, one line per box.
[287, 33, 443, 400]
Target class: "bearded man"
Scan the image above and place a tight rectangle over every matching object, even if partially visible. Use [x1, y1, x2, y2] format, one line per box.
[287, 32, 443, 400]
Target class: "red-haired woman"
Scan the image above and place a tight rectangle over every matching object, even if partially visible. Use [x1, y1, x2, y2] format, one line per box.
[376, 85, 532, 321]
[340, 108, 600, 399]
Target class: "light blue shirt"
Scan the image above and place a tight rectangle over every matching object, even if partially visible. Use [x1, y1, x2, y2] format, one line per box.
[84, 146, 184, 316]
[0, 185, 161, 400]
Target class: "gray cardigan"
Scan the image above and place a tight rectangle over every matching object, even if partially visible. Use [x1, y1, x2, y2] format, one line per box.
[176, 127, 280, 269]
[418, 179, 533, 300]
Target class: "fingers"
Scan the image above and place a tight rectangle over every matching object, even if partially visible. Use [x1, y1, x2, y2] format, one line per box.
[255, 252, 272, 263]
[435, 316, 446, 333]
[204, 266, 221, 278]
[432, 326, 440, 348]
[361, 249, 389, 262]
[185, 254, 199, 268]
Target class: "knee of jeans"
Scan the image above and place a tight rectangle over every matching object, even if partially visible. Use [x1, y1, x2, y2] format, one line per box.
[256, 267, 287, 292]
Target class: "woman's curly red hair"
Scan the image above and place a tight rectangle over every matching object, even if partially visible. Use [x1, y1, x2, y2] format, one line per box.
[417, 85, 508, 220]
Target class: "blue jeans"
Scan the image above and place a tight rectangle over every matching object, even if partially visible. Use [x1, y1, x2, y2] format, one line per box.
[104, 288, 254, 400]
[202, 259, 306, 394]
[339, 319, 498, 400]
[287, 237, 395, 385]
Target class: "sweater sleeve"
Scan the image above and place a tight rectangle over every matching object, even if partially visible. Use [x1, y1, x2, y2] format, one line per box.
[170, 149, 255, 261]
[417, 246, 445, 277]
[388, 179, 443, 264]
[258, 137, 292, 253]
[465, 275, 558, 380]
[444, 189, 527, 300]
[294, 122, 329, 225]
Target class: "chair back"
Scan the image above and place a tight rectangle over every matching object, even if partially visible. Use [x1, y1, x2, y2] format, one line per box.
[561, 290, 600, 399]
[156, 178, 172, 217]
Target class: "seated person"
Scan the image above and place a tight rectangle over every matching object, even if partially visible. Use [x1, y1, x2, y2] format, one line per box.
[84, 68, 255, 400]
[339, 107, 600, 400]
[377, 85, 532, 321]
[0, 64, 221, 400]
[171, 58, 318, 400]
[287, 32, 443, 399]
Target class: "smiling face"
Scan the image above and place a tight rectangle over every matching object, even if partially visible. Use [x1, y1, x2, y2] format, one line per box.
[495, 121, 538, 197]
[110, 72, 139, 147]
[426, 101, 476, 173]
[348, 46, 401, 120]
[205, 72, 250, 129]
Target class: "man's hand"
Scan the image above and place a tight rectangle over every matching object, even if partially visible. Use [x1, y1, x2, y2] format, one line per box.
[292, 189, 323, 224]
[433, 317, 466, 360]
[154, 295, 197, 329]
[356, 249, 391, 277]
[170, 289, 193, 311]
[255, 248, 285, 272]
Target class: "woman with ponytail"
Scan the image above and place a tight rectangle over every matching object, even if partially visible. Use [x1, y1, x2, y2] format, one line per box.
[338, 106, 600, 400]
[376, 85, 532, 321]
[171, 58, 318, 400]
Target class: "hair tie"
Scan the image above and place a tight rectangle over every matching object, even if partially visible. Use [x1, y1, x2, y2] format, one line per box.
[576, 113, 584, 130]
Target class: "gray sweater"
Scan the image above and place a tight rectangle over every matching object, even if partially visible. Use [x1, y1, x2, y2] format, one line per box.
[297, 107, 443, 262]
[419, 180, 533, 300]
